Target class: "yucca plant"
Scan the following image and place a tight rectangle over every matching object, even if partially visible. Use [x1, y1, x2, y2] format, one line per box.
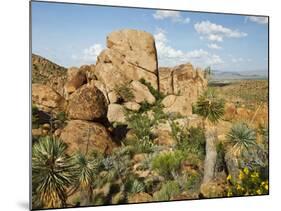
[32, 136, 76, 208]
[72, 152, 99, 205]
[194, 89, 225, 183]
[227, 122, 256, 156]
[194, 89, 225, 124]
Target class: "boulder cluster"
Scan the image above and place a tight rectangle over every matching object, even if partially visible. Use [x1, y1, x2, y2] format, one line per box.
[32, 29, 207, 156]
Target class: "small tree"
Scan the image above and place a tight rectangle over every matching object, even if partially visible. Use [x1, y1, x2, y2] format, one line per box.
[194, 89, 225, 183]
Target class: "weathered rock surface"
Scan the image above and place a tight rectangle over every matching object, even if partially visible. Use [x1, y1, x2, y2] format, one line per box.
[159, 63, 207, 105]
[107, 104, 126, 124]
[32, 83, 66, 113]
[162, 95, 192, 116]
[67, 84, 107, 120]
[95, 29, 159, 94]
[64, 70, 87, 95]
[59, 120, 115, 154]
[130, 80, 156, 104]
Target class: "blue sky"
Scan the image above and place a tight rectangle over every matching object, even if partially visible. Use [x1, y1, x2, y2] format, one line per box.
[32, 1, 268, 72]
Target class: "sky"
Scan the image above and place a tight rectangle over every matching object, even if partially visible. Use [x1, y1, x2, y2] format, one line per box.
[32, 1, 269, 72]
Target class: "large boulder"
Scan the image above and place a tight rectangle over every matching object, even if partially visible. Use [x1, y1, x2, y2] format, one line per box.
[123, 101, 141, 111]
[107, 104, 126, 124]
[159, 63, 207, 105]
[32, 83, 66, 113]
[162, 95, 192, 116]
[67, 84, 107, 120]
[130, 80, 156, 104]
[64, 70, 87, 95]
[95, 29, 159, 93]
[59, 120, 115, 154]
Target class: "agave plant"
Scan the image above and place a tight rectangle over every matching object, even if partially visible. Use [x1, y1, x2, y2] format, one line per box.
[32, 136, 76, 208]
[194, 89, 225, 124]
[227, 122, 257, 156]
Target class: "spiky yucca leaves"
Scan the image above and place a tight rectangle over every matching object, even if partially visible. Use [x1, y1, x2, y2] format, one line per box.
[73, 152, 99, 205]
[227, 122, 256, 156]
[194, 89, 225, 124]
[32, 137, 76, 208]
[74, 152, 99, 190]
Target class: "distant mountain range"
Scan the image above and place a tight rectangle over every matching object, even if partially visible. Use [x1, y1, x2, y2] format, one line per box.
[210, 69, 268, 80]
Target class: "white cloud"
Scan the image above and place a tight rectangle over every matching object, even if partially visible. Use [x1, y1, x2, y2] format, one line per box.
[194, 20, 247, 42]
[153, 10, 190, 24]
[83, 44, 103, 61]
[154, 29, 223, 67]
[247, 16, 268, 24]
[71, 44, 103, 65]
[207, 43, 222, 49]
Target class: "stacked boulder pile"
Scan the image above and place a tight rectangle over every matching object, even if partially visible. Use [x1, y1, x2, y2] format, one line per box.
[32, 28, 207, 155]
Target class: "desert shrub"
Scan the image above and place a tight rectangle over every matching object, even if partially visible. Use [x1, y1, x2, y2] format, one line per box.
[227, 167, 268, 196]
[153, 181, 181, 201]
[194, 89, 225, 124]
[171, 122, 205, 158]
[139, 78, 165, 102]
[125, 110, 156, 153]
[114, 82, 134, 101]
[57, 111, 67, 122]
[227, 122, 256, 156]
[125, 178, 145, 194]
[151, 151, 184, 179]
[126, 112, 152, 139]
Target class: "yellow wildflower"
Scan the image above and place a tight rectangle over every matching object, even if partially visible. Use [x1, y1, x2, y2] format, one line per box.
[243, 167, 249, 175]
[256, 189, 262, 195]
[239, 171, 244, 180]
[227, 174, 232, 181]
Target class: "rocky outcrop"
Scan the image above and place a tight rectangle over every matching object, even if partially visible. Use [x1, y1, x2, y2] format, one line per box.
[32, 83, 66, 113]
[32, 54, 67, 96]
[159, 64, 207, 117]
[59, 120, 115, 154]
[67, 84, 108, 121]
[159, 63, 207, 104]
[95, 29, 159, 94]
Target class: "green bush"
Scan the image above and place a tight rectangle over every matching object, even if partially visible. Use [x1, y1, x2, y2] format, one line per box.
[151, 151, 183, 179]
[139, 78, 165, 102]
[114, 83, 134, 101]
[170, 122, 205, 158]
[153, 181, 180, 201]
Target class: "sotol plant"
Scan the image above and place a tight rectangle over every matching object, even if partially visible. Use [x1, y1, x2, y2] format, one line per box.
[227, 122, 256, 156]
